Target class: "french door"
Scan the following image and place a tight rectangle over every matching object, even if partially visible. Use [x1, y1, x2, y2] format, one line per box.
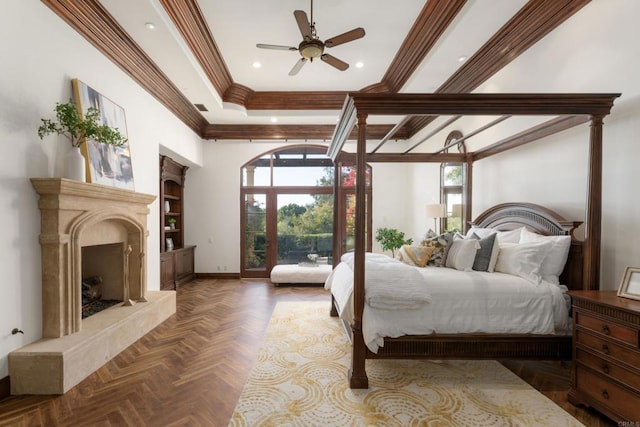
[242, 192, 271, 277]
[241, 187, 333, 278]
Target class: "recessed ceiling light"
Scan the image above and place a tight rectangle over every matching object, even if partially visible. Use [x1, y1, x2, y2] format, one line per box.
[270, 117, 278, 123]
[145, 22, 156, 30]
[252, 61, 262, 69]
[355, 61, 364, 68]
[458, 55, 468, 62]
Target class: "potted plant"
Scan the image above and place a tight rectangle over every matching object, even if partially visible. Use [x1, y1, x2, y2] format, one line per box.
[375, 227, 413, 258]
[167, 218, 177, 229]
[37, 101, 127, 181]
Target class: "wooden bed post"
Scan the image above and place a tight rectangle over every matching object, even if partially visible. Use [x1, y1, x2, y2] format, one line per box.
[583, 114, 604, 291]
[350, 112, 369, 389]
[464, 154, 474, 234]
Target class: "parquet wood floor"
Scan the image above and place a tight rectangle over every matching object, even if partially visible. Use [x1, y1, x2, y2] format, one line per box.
[0, 279, 615, 426]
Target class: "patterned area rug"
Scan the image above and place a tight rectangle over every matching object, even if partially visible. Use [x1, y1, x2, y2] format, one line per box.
[229, 301, 583, 426]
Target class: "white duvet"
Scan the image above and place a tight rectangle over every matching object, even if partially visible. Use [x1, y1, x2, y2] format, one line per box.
[324, 254, 571, 353]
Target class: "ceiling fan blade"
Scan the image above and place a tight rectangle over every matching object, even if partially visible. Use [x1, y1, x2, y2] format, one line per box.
[256, 43, 298, 51]
[321, 54, 349, 71]
[325, 27, 365, 48]
[294, 10, 312, 41]
[289, 58, 307, 76]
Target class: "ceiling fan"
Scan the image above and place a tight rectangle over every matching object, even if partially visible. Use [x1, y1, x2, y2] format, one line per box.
[256, 0, 365, 76]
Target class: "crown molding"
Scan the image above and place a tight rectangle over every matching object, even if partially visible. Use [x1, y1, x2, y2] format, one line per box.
[203, 124, 411, 141]
[41, 0, 208, 136]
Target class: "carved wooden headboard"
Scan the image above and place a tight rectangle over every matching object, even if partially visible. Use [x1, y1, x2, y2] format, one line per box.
[471, 202, 585, 291]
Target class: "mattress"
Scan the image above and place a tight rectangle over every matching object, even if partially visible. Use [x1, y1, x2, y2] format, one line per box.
[325, 259, 571, 353]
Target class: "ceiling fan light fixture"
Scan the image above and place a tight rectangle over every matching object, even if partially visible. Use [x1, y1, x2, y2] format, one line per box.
[299, 40, 324, 59]
[257, 1, 364, 75]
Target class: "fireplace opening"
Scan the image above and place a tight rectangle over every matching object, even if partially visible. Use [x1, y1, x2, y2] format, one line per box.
[81, 243, 125, 319]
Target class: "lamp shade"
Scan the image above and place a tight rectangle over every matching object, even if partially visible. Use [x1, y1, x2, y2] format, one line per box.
[425, 203, 446, 218]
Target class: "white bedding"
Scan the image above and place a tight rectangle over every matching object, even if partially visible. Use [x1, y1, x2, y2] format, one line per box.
[324, 254, 571, 353]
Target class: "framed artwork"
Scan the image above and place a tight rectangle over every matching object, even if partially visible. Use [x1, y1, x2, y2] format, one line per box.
[618, 266, 640, 301]
[72, 78, 134, 190]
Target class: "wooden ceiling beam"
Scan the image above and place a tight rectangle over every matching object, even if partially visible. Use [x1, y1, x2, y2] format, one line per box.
[203, 124, 411, 141]
[406, 0, 591, 133]
[361, 0, 467, 93]
[246, 92, 349, 110]
[41, 0, 208, 136]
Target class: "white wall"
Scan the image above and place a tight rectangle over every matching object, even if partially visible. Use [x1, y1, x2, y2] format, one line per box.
[0, 2, 203, 378]
[467, 0, 640, 290]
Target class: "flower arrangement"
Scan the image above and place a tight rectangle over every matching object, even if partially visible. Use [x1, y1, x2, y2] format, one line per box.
[37, 102, 127, 148]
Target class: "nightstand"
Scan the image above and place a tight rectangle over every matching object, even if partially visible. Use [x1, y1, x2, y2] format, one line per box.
[568, 290, 640, 422]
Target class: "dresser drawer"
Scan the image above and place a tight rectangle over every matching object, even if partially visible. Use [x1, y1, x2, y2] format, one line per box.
[576, 330, 640, 367]
[575, 367, 639, 421]
[575, 311, 638, 346]
[576, 348, 640, 393]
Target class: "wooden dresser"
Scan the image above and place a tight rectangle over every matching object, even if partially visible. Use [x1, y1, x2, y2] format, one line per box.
[568, 290, 640, 422]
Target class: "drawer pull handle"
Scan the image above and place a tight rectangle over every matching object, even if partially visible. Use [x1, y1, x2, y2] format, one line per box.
[602, 344, 610, 354]
[601, 325, 610, 335]
[601, 389, 609, 400]
[601, 363, 610, 374]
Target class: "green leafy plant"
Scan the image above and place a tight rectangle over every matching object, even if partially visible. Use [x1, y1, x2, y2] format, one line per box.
[167, 218, 177, 225]
[37, 102, 127, 148]
[375, 227, 413, 257]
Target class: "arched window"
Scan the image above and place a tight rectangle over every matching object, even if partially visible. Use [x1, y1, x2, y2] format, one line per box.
[440, 131, 465, 233]
[240, 145, 371, 277]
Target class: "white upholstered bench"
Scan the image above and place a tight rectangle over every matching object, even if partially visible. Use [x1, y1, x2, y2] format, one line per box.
[270, 263, 332, 286]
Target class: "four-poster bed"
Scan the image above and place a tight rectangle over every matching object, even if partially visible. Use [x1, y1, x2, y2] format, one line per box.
[326, 93, 620, 388]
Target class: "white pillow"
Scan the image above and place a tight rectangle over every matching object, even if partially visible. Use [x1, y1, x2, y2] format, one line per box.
[466, 226, 523, 244]
[494, 241, 552, 284]
[445, 239, 480, 271]
[496, 227, 525, 244]
[519, 228, 571, 284]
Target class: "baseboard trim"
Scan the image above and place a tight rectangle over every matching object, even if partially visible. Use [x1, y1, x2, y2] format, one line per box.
[0, 375, 10, 400]
[196, 272, 241, 280]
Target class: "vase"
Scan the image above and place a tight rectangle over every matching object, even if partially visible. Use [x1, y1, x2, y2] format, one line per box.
[164, 200, 171, 213]
[64, 146, 86, 182]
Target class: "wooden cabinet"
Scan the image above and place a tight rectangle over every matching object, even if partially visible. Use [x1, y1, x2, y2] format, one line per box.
[568, 290, 640, 422]
[160, 251, 175, 291]
[160, 155, 196, 290]
[160, 247, 195, 290]
[174, 246, 195, 285]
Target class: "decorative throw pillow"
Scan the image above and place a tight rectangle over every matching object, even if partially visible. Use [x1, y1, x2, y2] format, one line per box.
[420, 232, 454, 267]
[424, 229, 437, 239]
[519, 228, 571, 284]
[465, 227, 494, 239]
[469, 232, 499, 272]
[396, 245, 436, 267]
[445, 239, 481, 271]
[494, 240, 552, 284]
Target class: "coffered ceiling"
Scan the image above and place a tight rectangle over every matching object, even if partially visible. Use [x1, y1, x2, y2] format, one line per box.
[42, 0, 591, 141]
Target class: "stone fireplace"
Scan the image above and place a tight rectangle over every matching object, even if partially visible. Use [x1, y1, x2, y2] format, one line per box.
[9, 178, 176, 395]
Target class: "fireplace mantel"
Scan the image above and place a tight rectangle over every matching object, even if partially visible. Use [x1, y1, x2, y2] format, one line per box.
[31, 178, 156, 337]
[8, 178, 176, 395]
